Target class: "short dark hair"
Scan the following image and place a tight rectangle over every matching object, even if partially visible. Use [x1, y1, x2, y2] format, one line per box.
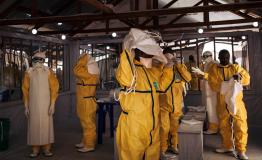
[163, 47, 173, 55]
[189, 55, 195, 61]
[219, 49, 230, 57]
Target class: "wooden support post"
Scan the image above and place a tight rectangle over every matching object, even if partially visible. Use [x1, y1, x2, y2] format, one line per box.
[153, 0, 159, 28]
[147, 0, 152, 10]
[203, 0, 209, 28]
[31, 0, 37, 17]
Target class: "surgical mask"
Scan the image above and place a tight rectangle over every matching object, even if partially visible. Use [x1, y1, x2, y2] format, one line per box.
[140, 57, 152, 68]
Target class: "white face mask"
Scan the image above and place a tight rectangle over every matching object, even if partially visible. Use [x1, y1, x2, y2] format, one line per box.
[140, 57, 152, 68]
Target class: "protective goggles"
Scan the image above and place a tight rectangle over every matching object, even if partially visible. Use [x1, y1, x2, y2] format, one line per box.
[32, 57, 45, 63]
[202, 55, 211, 59]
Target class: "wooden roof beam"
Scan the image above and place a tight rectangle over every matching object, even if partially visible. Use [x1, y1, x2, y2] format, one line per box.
[203, 0, 209, 28]
[153, 0, 159, 27]
[37, 18, 261, 35]
[130, 0, 139, 25]
[163, 0, 179, 9]
[34, 0, 75, 29]
[141, 0, 179, 26]
[209, 0, 256, 19]
[69, 0, 130, 37]
[0, 0, 21, 18]
[168, 0, 203, 25]
[162, 25, 254, 35]
[17, 6, 51, 16]
[1, 1, 262, 25]
[52, 0, 75, 15]
[79, 0, 135, 27]
[79, 0, 113, 13]
[31, 0, 37, 17]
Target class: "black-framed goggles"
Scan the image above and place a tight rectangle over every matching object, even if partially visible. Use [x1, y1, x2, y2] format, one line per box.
[32, 57, 45, 63]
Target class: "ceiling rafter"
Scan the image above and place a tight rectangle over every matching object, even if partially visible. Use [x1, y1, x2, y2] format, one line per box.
[79, 0, 113, 13]
[34, 0, 76, 29]
[130, 0, 139, 25]
[203, 0, 209, 27]
[1, 2, 262, 25]
[140, 0, 179, 26]
[69, 0, 126, 37]
[153, 0, 159, 27]
[0, 0, 21, 18]
[31, 0, 37, 17]
[37, 18, 261, 35]
[168, 0, 203, 25]
[162, 25, 254, 35]
[17, 6, 51, 17]
[209, 0, 256, 19]
[79, 0, 135, 27]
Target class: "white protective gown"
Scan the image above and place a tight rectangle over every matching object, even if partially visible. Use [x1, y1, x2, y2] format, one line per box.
[201, 60, 219, 130]
[22, 65, 59, 145]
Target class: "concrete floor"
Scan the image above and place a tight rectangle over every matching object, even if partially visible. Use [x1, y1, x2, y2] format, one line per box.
[0, 107, 262, 160]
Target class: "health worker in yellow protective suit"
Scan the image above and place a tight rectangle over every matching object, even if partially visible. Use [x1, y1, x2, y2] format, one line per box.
[22, 52, 59, 158]
[192, 51, 219, 134]
[73, 53, 100, 153]
[159, 47, 192, 159]
[185, 55, 199, 90]
[116, 28, 167, 160]
[208, 49, 250, 160]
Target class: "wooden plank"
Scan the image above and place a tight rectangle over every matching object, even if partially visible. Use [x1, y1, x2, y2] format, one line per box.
[37, 23, 256, 35]
[146, 0, 151, 10]
[153, 0, 159, 27]
[31, 0, 37, 17]
[163, 0, 179, 9]
[203, 0, 209, 27]
[1, 2, 262, 25]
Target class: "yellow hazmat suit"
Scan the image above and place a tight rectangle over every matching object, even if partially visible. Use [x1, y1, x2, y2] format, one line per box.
[208, 64, 250, 152]
[160, 64, 192, 153]
[116, 50, 162, 160]
[73, 54, 99, 149]
[22, 66, 59, 152]
[186, 61, 199, 90]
